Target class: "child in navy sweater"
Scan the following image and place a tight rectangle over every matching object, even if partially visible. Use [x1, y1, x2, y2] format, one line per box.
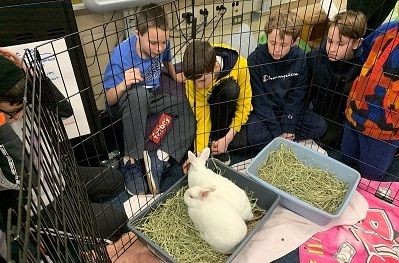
[307, 10, 366, 149]
[247, 10, 326, 150]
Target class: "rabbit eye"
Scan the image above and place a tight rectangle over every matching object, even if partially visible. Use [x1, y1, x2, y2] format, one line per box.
[189, 194, 193, 198]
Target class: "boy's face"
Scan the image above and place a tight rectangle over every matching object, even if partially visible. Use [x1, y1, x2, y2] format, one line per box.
[326, 26, 361, 61]
[193, 62, 219, 89]
[267, 29, 294, 60]
[0, 101, 23, 123]
[194, 72, 214, 89]
[137, 27, 170, 58]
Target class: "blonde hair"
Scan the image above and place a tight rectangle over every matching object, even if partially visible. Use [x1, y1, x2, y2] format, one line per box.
[329, 10, 367, 40]
[264, 10, 303, 40]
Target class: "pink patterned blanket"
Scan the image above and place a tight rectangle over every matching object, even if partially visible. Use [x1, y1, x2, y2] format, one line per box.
[299, 179, 399, 263]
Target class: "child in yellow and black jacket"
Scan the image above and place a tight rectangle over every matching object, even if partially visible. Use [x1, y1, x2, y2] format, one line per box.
[183, 40, 252, 165]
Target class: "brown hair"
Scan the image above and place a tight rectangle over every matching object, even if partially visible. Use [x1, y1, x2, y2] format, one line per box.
[136, 3, 169, 35]
[264, 10, 303, 40]
[183, 40, 216, 80]
[0, 77, 26, 105]
[329, 10, 367, 40]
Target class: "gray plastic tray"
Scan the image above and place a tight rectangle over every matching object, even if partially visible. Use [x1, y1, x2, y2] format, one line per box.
[246, 137, 360, 226]
[127, 159, 280, 262]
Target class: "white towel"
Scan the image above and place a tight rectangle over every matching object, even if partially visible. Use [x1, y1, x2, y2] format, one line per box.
[123, 194, 161, 219]
[232, 190, 368, 263]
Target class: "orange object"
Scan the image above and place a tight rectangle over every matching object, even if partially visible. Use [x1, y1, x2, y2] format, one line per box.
[0, 113, 6, 126]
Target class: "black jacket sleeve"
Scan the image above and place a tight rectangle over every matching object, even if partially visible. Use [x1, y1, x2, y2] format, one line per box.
[43, 77, 74, 119]
[0, 122, 23, 189]
[306, 47, 317, 104]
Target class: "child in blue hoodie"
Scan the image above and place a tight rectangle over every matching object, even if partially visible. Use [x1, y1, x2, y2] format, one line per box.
[247, 10, 326, 150]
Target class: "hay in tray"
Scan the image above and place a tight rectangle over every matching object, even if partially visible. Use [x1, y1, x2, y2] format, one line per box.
[135, 185, 265, 263]
[257, 144, 348, 214]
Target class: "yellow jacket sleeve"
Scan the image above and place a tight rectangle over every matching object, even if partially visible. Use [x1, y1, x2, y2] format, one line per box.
[185, 81, 212, 153]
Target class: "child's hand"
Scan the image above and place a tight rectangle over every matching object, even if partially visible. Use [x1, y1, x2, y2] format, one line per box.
[175, 72, 186, 83]
[280, 133, 295, 141]
[210, 139, 228, 155]
[0, 47, 24, 69]
[183, 158, 190, 174]
[124, 68, 143, 88]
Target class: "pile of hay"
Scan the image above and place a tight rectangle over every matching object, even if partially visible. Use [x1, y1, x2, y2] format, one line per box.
[135, 185, 265, 263]
[258, 144, 348, 214]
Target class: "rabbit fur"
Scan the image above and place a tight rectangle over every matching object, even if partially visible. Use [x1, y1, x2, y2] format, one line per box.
[187, 148, 253, 221]
[184, 185, 247, 254]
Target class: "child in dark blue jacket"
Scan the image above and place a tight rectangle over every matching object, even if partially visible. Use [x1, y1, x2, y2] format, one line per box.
[247, 10, 326, 150]
[307, 10, 367, 149]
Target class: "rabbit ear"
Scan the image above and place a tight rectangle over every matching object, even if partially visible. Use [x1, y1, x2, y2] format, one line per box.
[208, 185, 216, 192]
[200, 147, 210, 161]
[200, 188, 212, 200]
[188, 150, 197, 165]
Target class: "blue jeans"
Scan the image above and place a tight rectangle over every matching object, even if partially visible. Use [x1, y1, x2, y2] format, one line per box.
[341, 121, 399, 180]
[247, 109, 327, 150]
[272, 248, 299, 263]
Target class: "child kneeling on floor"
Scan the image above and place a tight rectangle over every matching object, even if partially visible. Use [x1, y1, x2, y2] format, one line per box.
[182, 40, 252, 166]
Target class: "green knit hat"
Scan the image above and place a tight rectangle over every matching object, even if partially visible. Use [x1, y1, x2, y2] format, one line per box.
[0, 55, 25, 94]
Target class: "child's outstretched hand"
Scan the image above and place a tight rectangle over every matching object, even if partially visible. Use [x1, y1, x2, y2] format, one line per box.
[175, 72, 186, 83]
[183, 159, 190, 175]
[0, 47, 24, 69]
[124, 68, 143, 88]
[211, 139, 228, 156]
[280, 133, 295, 141]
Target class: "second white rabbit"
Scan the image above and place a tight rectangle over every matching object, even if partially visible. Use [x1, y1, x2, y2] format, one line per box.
[184, 185, 248, 254]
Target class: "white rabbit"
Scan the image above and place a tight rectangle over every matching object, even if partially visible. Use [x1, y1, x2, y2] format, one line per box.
[187, 148, 253, 221]
[184, 185, 247, 254]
